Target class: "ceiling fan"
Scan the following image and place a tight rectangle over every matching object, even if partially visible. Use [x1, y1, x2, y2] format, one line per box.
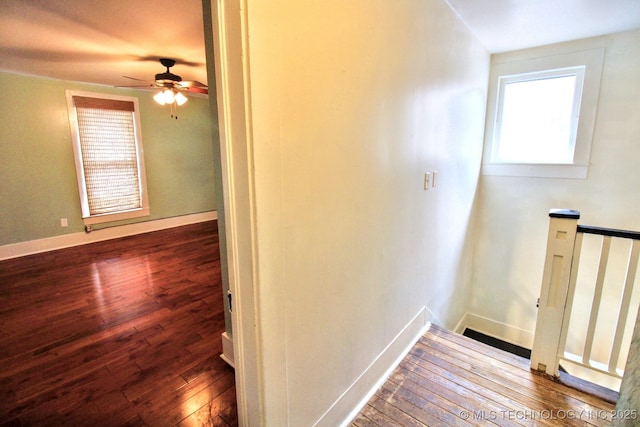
[121, 58, 208, 118]
[122, 58, 208, 95]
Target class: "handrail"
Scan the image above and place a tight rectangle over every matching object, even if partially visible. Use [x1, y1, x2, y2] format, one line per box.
[532, 209, 640, 388]
[548, 210, 640, 240]
[577, 225, 640, 241]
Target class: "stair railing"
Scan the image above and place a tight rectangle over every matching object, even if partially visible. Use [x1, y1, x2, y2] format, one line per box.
[531, 209, 640, 384]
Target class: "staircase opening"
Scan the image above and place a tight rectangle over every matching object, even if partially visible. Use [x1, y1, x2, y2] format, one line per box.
[463, 328, 618, 403]
[529, 210, 640, 405]
[463, 328, 531, 359]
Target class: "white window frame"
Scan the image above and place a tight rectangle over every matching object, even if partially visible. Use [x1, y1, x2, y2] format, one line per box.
[492, 67, 585, 164]
[66, 90, 150, 225]
[482, 48, 605, 179]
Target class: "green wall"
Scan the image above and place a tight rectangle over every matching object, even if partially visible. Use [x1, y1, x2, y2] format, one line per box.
[0, 71, 217, 245]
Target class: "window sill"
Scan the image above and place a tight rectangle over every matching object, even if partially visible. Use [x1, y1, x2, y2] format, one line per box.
[82, 208, 151, 225]
[481, 163, 588, 179]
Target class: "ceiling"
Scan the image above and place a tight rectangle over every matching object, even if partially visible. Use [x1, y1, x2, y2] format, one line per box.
[446, 0, 640, 53]
[1, 0, 639, 90]
[0, 0, 208, 89]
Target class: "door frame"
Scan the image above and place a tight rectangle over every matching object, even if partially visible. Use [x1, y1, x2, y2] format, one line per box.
[203, 0, 262, 424]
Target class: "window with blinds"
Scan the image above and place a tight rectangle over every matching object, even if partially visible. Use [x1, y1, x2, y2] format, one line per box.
[66, 91, 150, 225]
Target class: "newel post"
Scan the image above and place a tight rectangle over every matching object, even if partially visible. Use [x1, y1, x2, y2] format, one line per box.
[530, 209, 581, 376]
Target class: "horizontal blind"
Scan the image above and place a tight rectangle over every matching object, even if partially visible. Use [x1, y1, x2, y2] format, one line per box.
[73, 96, 135, 112]
[73, 97, 141, 216]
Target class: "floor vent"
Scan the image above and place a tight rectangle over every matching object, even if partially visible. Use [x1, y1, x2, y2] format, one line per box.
[462, 328, 570, 374]
[462, 328, 531, 359]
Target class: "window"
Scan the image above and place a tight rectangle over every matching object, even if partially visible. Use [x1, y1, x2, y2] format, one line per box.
[482, 48, 604, 178]
[66, 91, 150, 225]
[494, 68, 584, 164]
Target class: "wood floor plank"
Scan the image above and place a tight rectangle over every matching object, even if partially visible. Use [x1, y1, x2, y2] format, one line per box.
[399, 355, 557, 427]
[418, 333, 615, 425]
[217, 401, 239, 427]
[411, 344, 607, 427]
[367, 395, 427, 427]
[135, 371, 235, 426]
[437, 326, 619, 409]
[376, 381, 472, 427]
[351, 412, 382, 427]
[176, 384, 237, 427]
[357, 402, 404, 426]
[394, 363, 526, 427]
[13, 327, 151, 403]
[354, 325, 617, 427]
[419, 333, 614, 417]
[387, 367, 496, 426]
[0, 221, 237, 426]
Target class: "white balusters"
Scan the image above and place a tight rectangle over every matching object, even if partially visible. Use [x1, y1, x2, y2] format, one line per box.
[533, 210, 640, 389]
[582, 235, 611, 365]
[608, 240, 640, 373]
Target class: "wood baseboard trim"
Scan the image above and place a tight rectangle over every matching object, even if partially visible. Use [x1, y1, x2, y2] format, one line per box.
[454, 312, 534, 350]
[316, 306, 430, 427]
[0, 211, 217, 261]
[220, 331, 235, 368]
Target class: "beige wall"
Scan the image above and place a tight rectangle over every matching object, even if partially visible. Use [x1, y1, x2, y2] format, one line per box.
[226, 0, 490, 424]
[468, 30, 640, 346]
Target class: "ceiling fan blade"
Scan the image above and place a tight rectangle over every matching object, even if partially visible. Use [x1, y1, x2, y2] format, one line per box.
[178, 80, 207, 88]
[183, 86, 208, 95]
[123, 75, 154, 83]
[177, 80, 208, 95]
[116, 84, 157, 89]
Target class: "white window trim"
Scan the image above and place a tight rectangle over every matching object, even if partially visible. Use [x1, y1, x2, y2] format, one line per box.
[482, 48, 605, 179]
[492, 66, 585, 164]
[66, 90, 150, 225]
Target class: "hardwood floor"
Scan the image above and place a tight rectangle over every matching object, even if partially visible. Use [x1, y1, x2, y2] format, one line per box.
[352, 325, 617, 427]
[0, 221, 237, 426]
[3, 221, 622, 426]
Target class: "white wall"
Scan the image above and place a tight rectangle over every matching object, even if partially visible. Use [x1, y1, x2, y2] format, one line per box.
[467, 30, 640, 347]
[230, 0, 489, 424]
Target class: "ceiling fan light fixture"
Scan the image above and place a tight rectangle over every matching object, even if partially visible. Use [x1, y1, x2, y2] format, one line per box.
[162, 88, 176, 104]
[153, 90, 167, 105]
[153, 88, 188, 119]
[174, 91, 188, 106]
[153, 88, 188, 106]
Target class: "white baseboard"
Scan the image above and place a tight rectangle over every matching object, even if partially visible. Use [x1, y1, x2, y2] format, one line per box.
[220, 331, 235, 368]
[454, 312, 534, 349]
[313, 306, 430, 427]
[424, 305, 444, 328]
[0, 211, 217, 261]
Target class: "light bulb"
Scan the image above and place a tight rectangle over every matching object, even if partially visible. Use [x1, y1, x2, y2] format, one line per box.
[175, 92, 188, 106]
[153, 91, 166, 105]
[162, 89, 176, 104]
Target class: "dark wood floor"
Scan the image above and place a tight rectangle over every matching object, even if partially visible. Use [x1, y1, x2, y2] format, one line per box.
[2, 221, 621, 427]
[0, 221, 237, 426]
[352, 324, 617, 427]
